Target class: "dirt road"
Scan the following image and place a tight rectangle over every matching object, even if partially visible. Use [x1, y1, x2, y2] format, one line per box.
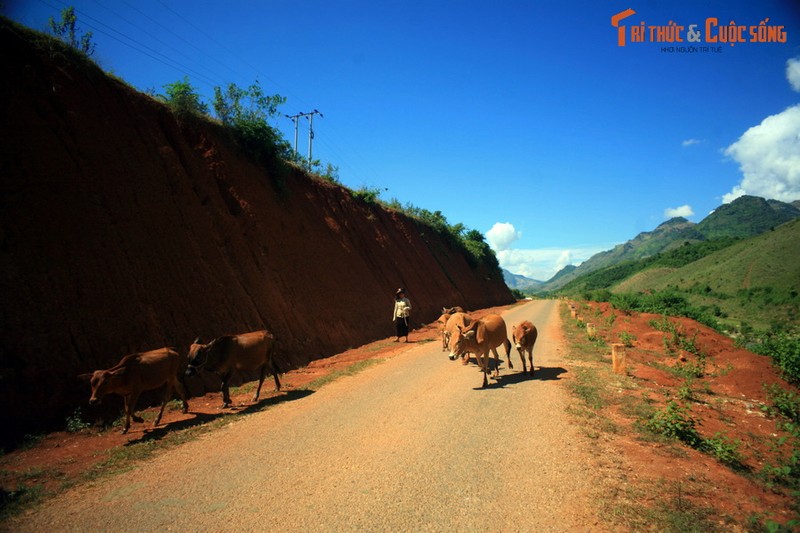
[11, 300, 605, 532]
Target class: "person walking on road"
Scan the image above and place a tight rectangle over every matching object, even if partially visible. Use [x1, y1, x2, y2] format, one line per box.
[392, 288, 412, 342]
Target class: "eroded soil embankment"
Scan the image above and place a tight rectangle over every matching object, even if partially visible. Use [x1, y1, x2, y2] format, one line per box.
[0, 20, 513, 444]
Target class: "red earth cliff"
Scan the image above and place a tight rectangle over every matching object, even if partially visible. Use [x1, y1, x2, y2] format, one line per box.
[0, 20, 513, 445]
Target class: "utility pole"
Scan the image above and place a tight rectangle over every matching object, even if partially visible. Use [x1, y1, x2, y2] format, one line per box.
[298, 109, 323, 168]
[285, 113, 302, 157]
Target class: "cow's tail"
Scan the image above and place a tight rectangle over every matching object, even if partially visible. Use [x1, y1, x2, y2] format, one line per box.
[504, 338, 512, 356]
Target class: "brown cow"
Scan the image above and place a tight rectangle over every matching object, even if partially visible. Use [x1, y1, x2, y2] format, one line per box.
[445, 312, 472, 361]
[78, 347, 189, 434]
[511, 321, 538, 375]
[450, 314, 512, 388]
[437, 311, 452, 352]
[186, 330, 281, 408]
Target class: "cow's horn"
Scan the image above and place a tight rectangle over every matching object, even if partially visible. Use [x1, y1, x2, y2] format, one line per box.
[192, 337, 201, 345]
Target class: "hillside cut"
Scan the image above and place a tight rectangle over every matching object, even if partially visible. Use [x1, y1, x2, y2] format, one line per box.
[0, 20, 513, 443]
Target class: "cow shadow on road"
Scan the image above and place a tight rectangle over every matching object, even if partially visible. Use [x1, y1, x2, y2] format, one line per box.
[482, 365, 568, 389]
[127, 389, 314, 446]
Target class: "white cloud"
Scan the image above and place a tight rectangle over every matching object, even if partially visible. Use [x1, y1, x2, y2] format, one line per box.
[722, 104, 800, 203]
[486, 222, 521, 251]
[555, 250, 573, 272]
[664, 205, 694, 218]
[787, 57, 800, 92]
[495, 245, 615, 281]
[681, 138, 703, 147]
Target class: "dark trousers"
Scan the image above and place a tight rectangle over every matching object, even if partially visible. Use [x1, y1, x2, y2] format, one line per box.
[395, 317, 409, 338]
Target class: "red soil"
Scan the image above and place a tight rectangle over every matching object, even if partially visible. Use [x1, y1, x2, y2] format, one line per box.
[574, 301, 798, 527]
[0, 20, 512, 445]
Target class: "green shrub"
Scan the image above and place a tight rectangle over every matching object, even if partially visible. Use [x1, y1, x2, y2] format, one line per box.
[47, 6, 95, 57]
[763, 384, 800, 424]
[209, 80, 292, 181]
[619, 331, 637, 348]
[649, 316, 678, 334]
[701, 433, 745, 469]
[752, 332, 800, 384]
[162, 77, 208, 118]
[645, 401, 702, 447]
[65, 407, 90, 433]
[351, 186, 382, 204]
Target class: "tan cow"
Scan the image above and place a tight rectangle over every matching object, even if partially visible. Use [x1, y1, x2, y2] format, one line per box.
[437, 311, 452, 352]
[79, 347, 189, 434]
[445, 312, 472, 361]
[438, 307, 467, 351]
[450, 314, 512, 388]
[186, 330, 281, 408]
[511, 321, 539, 375]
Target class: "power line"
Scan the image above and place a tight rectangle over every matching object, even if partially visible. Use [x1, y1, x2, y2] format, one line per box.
[35, 1, 377, 187]
[116, 0, 247, 83]
[38, 0, 225, 89]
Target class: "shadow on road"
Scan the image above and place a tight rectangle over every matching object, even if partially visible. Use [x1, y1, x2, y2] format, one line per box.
[533, 366, 567, 381]
[128, 389, 314, 446]
[475, 365, 568, 389]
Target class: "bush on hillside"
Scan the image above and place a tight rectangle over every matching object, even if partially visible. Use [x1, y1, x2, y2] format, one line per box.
[608, 290, 720, 330]
[47, 6, 95, 57]
[161, 77, 208, 118]
[745, 330, 800, 384]
[211, 81, 293, 179]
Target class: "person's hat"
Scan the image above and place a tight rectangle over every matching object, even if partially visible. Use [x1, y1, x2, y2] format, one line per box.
[396, 288, 405, 295]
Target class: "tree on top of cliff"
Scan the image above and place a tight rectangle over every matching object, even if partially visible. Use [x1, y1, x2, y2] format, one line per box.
[47, 6, 95, 57]
[211, 81, 293, 180]
[162, 77, 209, 118]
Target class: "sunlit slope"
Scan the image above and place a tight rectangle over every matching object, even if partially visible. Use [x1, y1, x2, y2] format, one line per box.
[615, 218, 800, 326]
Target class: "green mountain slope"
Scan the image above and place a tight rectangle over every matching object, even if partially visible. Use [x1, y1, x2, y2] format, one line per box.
[696, 195, 800, 239]
[542, 217, 703, 291]
[616, 219, 800, 327]
[539, 195, 800, 293]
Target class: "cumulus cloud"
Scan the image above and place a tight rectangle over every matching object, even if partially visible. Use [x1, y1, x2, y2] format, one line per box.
[495, 245, 613, 281]
[486, 222, 521, 251]
[722, 104, 800, 203]
[681, 138, 703, 147]
[787, 57, 800, 92]
[664, 205, 694, 218]
[555, 250, 573, 272]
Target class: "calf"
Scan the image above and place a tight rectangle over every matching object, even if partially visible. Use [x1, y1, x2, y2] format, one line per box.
[511, 321, 538, 375]
[450, 314, 512, 388]
[437, 311, 452, 352]
[79, 347, 189, 434]
[186, 330, 281, 408]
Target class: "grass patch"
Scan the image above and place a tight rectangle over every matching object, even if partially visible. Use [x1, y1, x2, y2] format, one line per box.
[0, 484, 47, 521]
[605, 480, 723, 532]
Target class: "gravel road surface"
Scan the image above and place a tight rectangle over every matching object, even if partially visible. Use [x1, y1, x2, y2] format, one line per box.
[11, 300, 605, 532]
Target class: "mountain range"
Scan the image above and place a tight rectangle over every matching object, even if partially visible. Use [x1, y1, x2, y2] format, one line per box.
[535, 195, 800, 293]
[502, 269, 542, 291]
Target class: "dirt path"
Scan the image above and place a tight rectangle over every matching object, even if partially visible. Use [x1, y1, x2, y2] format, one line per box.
[10, 300, 606, 532]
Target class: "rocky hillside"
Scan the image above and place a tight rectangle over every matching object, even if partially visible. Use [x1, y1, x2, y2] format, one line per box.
[0, 19, 513, 445]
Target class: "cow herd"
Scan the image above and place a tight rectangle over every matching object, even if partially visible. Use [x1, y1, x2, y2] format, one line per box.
[78, 308, 538, 434]
[438, 307, 539, 388]
[78, 330, 281, 434]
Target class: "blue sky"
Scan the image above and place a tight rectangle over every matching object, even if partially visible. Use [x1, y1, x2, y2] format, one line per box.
[5, 1, 800, 280]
